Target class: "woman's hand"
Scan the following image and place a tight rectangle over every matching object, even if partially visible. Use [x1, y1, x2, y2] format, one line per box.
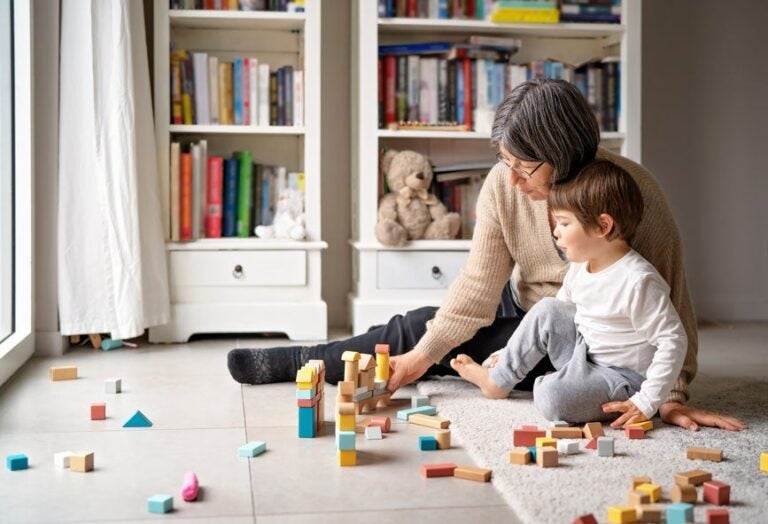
[386, 351, 433, 393]
[602, 399, 648, 429]
[659, 401, 747, 432]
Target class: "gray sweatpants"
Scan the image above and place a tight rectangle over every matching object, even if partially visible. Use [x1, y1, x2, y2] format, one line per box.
[489, 297, 645, 424]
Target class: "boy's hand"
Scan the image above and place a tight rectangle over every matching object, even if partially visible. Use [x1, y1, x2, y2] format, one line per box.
[659, 401, 747, 432]
[602, 399, 647, 428]
[386, 351, 432, 393]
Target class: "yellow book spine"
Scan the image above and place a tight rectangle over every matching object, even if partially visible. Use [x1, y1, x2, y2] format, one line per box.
[490, 8, 560, 24]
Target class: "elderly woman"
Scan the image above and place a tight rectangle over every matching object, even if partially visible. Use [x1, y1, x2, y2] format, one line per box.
[228, 79, 745, 432]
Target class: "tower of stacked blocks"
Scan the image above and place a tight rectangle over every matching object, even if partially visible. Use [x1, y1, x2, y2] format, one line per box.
[296, 359, 325, 438]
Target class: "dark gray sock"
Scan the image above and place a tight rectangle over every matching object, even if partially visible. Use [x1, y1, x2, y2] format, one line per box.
[227, 346, 312, 385]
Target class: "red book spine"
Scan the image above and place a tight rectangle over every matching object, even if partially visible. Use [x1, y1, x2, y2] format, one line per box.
[378, 57, 384, 128]
[384, 55, 396, 127]
[463, 58, 472, 130]
[407, 0, 417, 17]
[180, 152, 193, 241]
[205, 156, 224, 238]
[242, 58, 250, 125]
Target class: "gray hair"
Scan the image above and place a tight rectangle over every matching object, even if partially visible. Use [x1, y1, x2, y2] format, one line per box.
[491, 79, 600, 183]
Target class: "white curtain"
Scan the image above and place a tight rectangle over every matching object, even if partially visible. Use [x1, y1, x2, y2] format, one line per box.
[58, 0, 170, 339]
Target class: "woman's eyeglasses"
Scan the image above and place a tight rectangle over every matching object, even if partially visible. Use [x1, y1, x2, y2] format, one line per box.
[495, 152, 544, 180]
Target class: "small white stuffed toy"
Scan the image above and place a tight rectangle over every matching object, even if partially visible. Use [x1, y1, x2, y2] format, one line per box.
[254, 188, 306, 240]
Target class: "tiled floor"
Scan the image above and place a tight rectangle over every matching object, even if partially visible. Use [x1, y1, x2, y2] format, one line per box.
[0, 322, 765, 523]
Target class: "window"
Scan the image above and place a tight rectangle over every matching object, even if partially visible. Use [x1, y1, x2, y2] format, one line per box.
[0, 0, 12, 343]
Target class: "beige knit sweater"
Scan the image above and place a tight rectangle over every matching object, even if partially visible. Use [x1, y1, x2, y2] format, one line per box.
[415, 148, 697, 404]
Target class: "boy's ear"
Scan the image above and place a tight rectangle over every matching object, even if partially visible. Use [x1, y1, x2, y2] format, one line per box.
[597, 213, 615, 238]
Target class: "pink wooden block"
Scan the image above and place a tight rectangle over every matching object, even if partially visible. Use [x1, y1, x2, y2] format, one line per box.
[703, 480, 730, 505]
[181, 471, 199, 502]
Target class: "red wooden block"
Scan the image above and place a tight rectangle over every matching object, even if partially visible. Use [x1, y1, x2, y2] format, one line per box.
[296, 393, 321, 408]
[572, 515, 598, 524]
[374, 344, 390, 354]
[513, 427, 546, 447]
[90, 403, 106, 420]
[625, 426, 645, 439]
[421, 463, 457, 478]
[703, 480, 730, 505]
[706, 508, 730, 524]
[369, 415, 391, 433]
[585, 437, 598, 450]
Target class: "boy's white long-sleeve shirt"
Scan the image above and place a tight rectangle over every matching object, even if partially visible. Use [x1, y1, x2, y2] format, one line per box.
[556, 249, 687, 418]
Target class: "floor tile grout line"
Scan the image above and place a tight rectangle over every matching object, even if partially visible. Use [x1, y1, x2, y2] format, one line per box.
[241, 383, 258, 522]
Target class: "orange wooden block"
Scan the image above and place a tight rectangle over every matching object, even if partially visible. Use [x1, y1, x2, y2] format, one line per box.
[583, 422, 604, 439]
[536, 447, 558, 467]
[454, 465, 492, 482]
[549, 426, 583, 439]
[90, 403, 106, 420]
[585, 437, 599, 450]
[50, 366, 78, 381]
[687, 446, 723, 462]
[421, 463, 457, 478]
[675, 469, 712, 486]
[509, 448, 531, 465]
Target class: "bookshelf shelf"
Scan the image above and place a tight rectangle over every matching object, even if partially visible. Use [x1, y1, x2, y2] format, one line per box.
[169, 10, 305, 31]
[378, 17, 624, 38]
[352, 240, 473, 252]
[167, 239, 327, 251]
[378, 130, 626, 141]
[169, 124, 305, 135]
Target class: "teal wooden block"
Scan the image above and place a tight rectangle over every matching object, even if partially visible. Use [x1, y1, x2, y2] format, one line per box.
[298, 406, 316, 438]
[419, 436, 438, 451]
[147, 494, 173, 514]
[528, 446, 537, 462]
[6, 454, 28, 471]
[396, 405, 437, 421]
[101, 338, 124, 351]
[336, 431, 356, 451]
[296, 387, 316, 400]
[123, 410, 152, 428]
[238, 441, 267, 457]
[666, 503, 694, 524]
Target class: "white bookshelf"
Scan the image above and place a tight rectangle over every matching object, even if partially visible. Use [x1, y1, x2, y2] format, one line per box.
[150, 3, 327, 343]
[349, 2, 641, 334]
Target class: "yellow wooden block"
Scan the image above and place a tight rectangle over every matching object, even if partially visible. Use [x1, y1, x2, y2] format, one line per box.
[70, 452, 94, 473]
[296, 381, 314, 390]
[535, 437, 557, 448]
[761, 452, 768, 472]
[337, 414, 356, 431]
[628, 420, 653, 432]
[607, 505, 636, 524]
[341, 351, 361, 362]
[50, 366, 78, 381]
[636, 483, 662, 502]
[375, 353, 390, 381]
[338, 450, 356, 466]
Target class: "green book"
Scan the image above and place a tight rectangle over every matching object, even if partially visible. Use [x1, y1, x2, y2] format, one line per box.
[236, 150, 253, 237]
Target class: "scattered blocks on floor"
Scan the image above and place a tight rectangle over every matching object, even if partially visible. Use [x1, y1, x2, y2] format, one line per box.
[336, 431, 356, 451]
[572, 514, 597, 524]
[670, 484, 697, 503]
[509, 447, 531, 465]
[6, 454, 28, 471]
[181, 471, 199, 502]
[337, 450, 357, 467]
[123, 410, 152, 428]
[636, 483, 662, 503]
[597, 436, 615, 457]
[147, 494, 173, 514]
[513, 426, 546, 447]
[396, 405, 437, 421]
[50, 365, 77, 381]
[238, 441, 266, 458]
[706, 508, 730, 524]
[536, 447, 558, 468]
[703, 480, 730, 505]
[411, 395, 429, 408]
[607, 505, 636, 524]
[90, 402, 106, 420]
[666, 503, 694, 524]
[105, 378, 121, 394]
[54, 451, 74, 469]
[625, 426, 644, 439]
[408, 413, 450, 429]
[454, 465, 492, 482]
[687, 446, 723, 462]
[583, 422, 604, 439]
[548, 426, 583, 439]
[636, 504, 663, 523]
[435, 429, 451, 450]
[70, 452, 94, 473]
[365, 425, 383, 440]
[419, 435, 438, 451]
[420, 463, 457, 478]
[675, 469, 712, 486]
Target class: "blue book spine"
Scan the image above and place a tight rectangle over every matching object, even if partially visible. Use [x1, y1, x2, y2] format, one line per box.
[223, 157, 239, 237]
[438, 0, 449, 18]
[233, 58, 243, 125]
[456, 63, 465, 125]
[378, 42, 454, 56]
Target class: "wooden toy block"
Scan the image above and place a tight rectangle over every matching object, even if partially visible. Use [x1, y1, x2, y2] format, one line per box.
[670, 484, 697, 503]
[635, 504, 663, 523]
[337, 402, 356, 415]
[632, 476, 652, 489]
[397, 405, 437, 421]
[435, 429, 451, 450]
[337, 414, 356, 432]
[101, 338, 124, 351]
[675, 469, 712, 486]
[535, 436, 557, 449]
[572, 514, 597, 524]
[365, 425, 383, 440]
[358, 370, 372, 391]
[607, 505, 636, 524]
[374, 344, 390, 354]
[513, 427, 546, 447]
[548, 427, 583, 439]
[341, 351, 361, 362]
[90, 402, 106, 420]
[344, 362, 359, 384]
[408, 413, 450, 429]
[420, 463, 457, 478]
[296, 387, 315, 400]
[537, 447, 558, 467]
[411, 395, 429, 408]
[338, 450, 356, 466]
[339, 380, 355, 396]
[666, 503, 694, 524]
[597, 436, 614, 457]
[355, 416, 372, 433]
[636, 483, 662, 502]
[687, 446, 723, 462]
[550, 420, 569, 427]
[628, 420, 653, 432]
[336, 431, 357, 451]
[358, 353, 376, 371]
[88, 334, 102, 348]
[299, 406, 316, 437]
[353, 389, 373, 402]
[509, 448, 531, 465]
[557, 440, 579, 455]
[54, 451, 74, 469]
[104, 378, 121, 394]
[181, 471, 199, 502]
[706, 508, 730, 524]
[147, 494, 173, 514]
[369, 415, 391, 433]
[70, 452, 94, 472]
[625, 426, 645, 439]
[585, 437, 598, 450]
[297, 395, 321, 408]
[375, 350, 390, 381]
[419, 436, 438, 451]
[295, 366, 316, 386]
[6, 454, 28, 471]
[123, 409, 152, 428]
[238, 441, 266, 457]
[703, 480, 730, 505]
[50, 365, 78, 381]
[627, 490, 651, 506]
[454, 466, 492, 482]
[761, 452, 768, 472]
[583, 422, 604, 439]
[528, 446, 537, 462]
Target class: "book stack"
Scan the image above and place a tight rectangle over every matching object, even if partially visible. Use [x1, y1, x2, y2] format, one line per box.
[169, 140, 305, 241]
[170, 0, 304, 12]
[378, 0, 496, 20]
[490, 1, 560, 24]
[171, 49, 303, 127]
[432, 162, 491, 240]
[560, 0, 621, 24]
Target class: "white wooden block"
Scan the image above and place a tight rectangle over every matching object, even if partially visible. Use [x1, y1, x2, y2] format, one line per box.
[105, 378, 121, 394]
[374, 379, 387, 390]
[54, 451, 75, 468]
[411, 395, 429, 409]
[557, 440, 580, 455]
[365, 426, 383, 440]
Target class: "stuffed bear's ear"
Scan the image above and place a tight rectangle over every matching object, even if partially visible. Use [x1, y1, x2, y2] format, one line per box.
[380, 149, 398, 174]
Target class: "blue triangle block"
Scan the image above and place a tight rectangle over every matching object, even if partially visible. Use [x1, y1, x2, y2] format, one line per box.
[123, 409, 153, 428]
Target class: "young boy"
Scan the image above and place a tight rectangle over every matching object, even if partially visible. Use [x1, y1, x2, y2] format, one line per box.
[450, 160, 687, 425]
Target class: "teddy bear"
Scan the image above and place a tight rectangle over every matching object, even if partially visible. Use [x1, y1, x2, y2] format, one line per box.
[375, 149, 460, 247]
[254, 188, 306, 240]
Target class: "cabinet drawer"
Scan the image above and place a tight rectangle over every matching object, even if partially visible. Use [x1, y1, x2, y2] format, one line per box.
[170, 250, 306, 287]
[377, 250, 468, 289]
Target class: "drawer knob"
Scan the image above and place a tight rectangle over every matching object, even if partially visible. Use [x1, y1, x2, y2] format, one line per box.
[431, 266, 442, 280]
[233, 264, 244, 279]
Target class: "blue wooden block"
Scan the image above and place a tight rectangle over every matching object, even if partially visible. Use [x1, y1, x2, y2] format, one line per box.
[528, 446, 537, 462]
[238, 441, 267, 457]
[336, 431, 356, 451]
[123, 410, 152, 428]
[666, 503, 694, 524]
[296, 387, 316, 400]
[298, 406, 316, 438]
[396, 405, 437, 421]
[419, 436, 438, 451]
[147, 494, 173, 514]
[6, 454, 28, 471]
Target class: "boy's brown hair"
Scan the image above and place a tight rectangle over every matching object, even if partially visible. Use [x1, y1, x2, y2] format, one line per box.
[548, 159, 644, 244]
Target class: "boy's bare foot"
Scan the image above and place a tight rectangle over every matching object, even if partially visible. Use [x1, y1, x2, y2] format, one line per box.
[450, 354, 510, 399]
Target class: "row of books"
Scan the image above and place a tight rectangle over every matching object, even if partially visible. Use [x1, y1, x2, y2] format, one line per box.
[378, 0, 495, 19]
[171, 49, 303, 127]
[433, 163, 487, 239]
[379, 45, 620, 133]
[170, 0, 304, 11]
[169, 139, 304, 241]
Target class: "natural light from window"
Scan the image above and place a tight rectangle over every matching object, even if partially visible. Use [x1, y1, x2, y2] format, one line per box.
[0, 0, 13, 343]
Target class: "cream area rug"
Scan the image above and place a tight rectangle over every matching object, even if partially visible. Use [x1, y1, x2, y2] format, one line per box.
[417, 375, 768, 523]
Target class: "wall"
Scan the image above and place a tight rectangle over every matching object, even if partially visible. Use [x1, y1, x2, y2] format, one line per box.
[642, 0, 768, 321]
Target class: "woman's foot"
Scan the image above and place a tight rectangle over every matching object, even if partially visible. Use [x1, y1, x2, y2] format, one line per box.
[227, 346, 310, 385]
[450, 354, 510, 399]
